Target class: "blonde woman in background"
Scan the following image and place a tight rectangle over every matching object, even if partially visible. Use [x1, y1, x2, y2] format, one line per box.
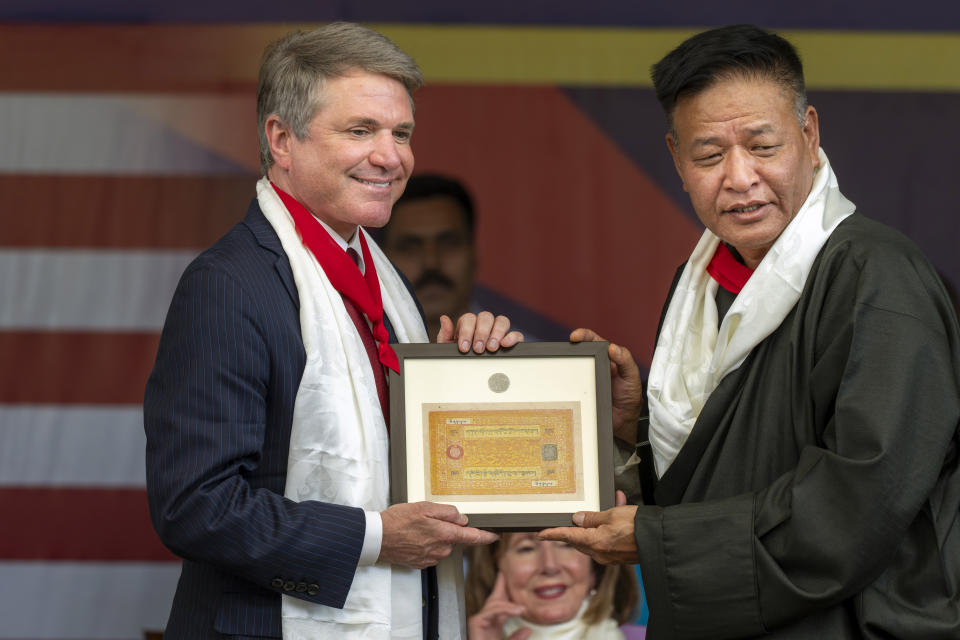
[466, 533, 639, 639]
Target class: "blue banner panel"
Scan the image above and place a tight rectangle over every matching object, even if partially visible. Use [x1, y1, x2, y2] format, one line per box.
[5, 0, 960, 30]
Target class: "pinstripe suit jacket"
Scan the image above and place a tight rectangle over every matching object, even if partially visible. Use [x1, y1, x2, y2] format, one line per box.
[145, 200, 417, 638]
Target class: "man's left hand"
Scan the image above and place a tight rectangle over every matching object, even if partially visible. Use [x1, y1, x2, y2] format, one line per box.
[538, 491, 640, 565]
[437, 311, 523, 353]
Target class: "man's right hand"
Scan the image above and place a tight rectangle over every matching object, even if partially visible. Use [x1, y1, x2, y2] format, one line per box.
[538, 500, 640, 566]
[379, 502, 498, 569]
[570, 328, 645, 443]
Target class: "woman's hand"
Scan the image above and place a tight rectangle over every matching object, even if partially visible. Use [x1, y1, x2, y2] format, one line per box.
[467, 571, 532, 640]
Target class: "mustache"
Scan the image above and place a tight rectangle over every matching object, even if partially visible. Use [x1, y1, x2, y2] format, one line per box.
[414, 269, 456, 291]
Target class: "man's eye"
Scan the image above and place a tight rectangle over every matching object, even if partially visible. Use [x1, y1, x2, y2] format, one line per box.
[753, 145, 779, 155]
[349, 128, 369, 137]
[393, 130, 412, 143]
[695, 153, 721, 165]
[438, 233, 467, 249]
[394, 238, 422, 253]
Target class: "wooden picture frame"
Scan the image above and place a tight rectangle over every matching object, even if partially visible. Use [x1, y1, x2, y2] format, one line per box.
[389, 341, 614, 530]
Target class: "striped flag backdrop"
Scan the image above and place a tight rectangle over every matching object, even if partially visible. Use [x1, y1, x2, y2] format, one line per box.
[0, 100, 257, 636]
[2, 3, 959, 637]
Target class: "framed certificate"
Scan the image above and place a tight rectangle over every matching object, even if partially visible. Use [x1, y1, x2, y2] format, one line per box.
[389, 341, 614, 530]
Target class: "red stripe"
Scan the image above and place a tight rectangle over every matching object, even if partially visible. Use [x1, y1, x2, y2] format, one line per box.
[0, 25, 278, 92]
[0, 332, 159, 404]
[0, 488, 175, 561]
[2, 175, 255, 249]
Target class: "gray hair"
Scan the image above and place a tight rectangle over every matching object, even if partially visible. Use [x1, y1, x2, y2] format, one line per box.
[256, 22, 423, 175]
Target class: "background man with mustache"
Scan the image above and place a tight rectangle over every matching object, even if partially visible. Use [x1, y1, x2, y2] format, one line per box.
[381, 174, 477, 341]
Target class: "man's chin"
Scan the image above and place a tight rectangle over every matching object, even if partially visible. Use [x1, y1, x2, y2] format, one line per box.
[420, 301, 453, 319]
[416, 284, 454, 302]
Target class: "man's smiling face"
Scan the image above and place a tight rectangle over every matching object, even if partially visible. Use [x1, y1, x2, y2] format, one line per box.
[268, 69, 414, 240]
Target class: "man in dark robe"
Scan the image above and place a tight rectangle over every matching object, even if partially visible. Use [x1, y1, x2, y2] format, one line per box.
[540, 24, 960, 639]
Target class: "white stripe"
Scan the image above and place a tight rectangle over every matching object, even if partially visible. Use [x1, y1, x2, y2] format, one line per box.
[0, 93, 253, 174]
[0, 562, 179, 638]
[0, 406, 145, 487]
[0, 249, 195, 330]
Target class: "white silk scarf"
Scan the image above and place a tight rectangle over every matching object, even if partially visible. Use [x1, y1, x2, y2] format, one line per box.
[646, 149, 855, 477]
[256, 178, 465, 639]
[501, 600, 625, 640]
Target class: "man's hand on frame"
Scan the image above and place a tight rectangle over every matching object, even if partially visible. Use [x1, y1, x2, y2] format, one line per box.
[379, 501, 498, 569]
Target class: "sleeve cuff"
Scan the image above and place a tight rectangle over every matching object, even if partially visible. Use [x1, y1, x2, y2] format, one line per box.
[358, 510, 383, 566]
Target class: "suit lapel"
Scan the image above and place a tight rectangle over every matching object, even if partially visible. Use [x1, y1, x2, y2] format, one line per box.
[272, 255, 299, 309]
[242, 199, 299, 308]
[242, 196, 426, 344]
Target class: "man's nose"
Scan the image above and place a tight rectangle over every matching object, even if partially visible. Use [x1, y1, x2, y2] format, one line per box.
[723, 147, 759, 192]
[369, 132, 402, 169]
[420, 240, 441, 268]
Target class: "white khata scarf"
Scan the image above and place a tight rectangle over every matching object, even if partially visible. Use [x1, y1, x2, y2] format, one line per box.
[646, 149, 855, 477]
[256, 179, 465, 639]
[501, 600, 625, 640]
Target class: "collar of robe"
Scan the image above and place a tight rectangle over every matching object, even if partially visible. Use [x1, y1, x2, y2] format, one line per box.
[707, 243, 754, 294]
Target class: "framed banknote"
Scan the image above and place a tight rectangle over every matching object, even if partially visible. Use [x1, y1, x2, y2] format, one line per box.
[389, 341, 614, 530]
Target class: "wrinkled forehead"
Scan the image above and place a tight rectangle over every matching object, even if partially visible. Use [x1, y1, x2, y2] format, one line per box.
[672, 76, 799, 139]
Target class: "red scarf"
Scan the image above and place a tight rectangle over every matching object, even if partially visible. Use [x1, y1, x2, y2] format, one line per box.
[271, 182, 400, 373]
[707, 243, 754, 294]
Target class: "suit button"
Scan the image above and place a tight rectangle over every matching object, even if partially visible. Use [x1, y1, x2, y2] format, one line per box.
[307, 583, 320, 596]
[271, 578, 284, 589]
[296, 582, 307, 593]
[283, 581, 296, 591]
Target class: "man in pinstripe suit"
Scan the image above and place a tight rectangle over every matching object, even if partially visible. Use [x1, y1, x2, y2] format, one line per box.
[144, 23, 519, 639]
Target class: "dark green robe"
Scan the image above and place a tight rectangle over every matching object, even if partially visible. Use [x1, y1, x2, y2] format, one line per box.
[635, 214, 960, 639]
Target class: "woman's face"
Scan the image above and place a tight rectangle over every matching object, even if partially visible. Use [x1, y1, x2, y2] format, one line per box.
[498, 533, 596, 625]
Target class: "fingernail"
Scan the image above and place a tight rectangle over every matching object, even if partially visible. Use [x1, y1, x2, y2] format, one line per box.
[573, 512, 584, 526]
[474, 340, 484, 353]
[487, 338, 498, 350]
[460, 340, 470, 351]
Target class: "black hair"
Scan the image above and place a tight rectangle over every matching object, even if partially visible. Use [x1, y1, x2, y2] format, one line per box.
[392, 173, 475, 235]
[651, 24, 807, 135]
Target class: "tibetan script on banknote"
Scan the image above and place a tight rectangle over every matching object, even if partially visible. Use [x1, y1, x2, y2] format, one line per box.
[424, 402, 583, 501]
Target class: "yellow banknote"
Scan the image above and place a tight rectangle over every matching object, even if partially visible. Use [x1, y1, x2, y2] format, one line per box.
[426, 403, 580, 497]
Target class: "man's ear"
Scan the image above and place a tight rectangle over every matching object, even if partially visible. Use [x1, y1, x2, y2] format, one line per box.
[665, 131, 688, 193]
[264, 114, 293, 171]
[801, 105, 821, 169]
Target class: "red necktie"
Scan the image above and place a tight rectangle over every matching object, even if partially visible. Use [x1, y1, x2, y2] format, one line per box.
[345, 248, 390, 429]
[270, 182, 400, 373]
